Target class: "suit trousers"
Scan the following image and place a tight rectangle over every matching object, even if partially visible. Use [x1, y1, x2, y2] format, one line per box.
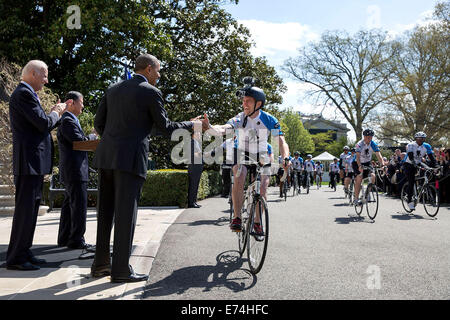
[92, 169, 144, 277]
[7, 175, 43, 265]
[188, 164, 203, 205]
[57, 181, 87, 247]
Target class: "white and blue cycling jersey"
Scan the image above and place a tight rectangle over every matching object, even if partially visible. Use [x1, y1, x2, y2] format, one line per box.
[345, 153, 356, 172]
[291, 157, 303, 170]
[355, 139, 380, 163]
[304, 159, 315, 172]
[330, 162, 340, 173]
[339, 151, 350, 168]
[405, 142, 433, 165]
[227, 110, 283, 156]
[315, 163, 324, 174]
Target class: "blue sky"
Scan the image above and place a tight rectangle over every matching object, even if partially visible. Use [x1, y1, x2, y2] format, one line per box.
[220, 0, 441, 140]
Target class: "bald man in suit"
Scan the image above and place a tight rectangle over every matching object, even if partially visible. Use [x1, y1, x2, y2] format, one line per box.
[7, 60, 68, 270]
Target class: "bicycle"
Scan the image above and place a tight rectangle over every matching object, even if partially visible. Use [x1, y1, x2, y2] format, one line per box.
[292, 169, 301, 196]
[281, 167, 290, 201]
[353, 165, 379, 221]
[346, 175, 355, 205]
[235, 161, 270, 274]
[401, 163, 441, 217]
[315, 172, 322, 190]
[304, 171, 311, 194]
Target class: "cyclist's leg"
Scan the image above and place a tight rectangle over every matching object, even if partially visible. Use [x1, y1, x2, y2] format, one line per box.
[404, 163, 416, 202]
[354, 171, 363, 200]
[254, 174, 270, 224]
[232, 164, 247, 219]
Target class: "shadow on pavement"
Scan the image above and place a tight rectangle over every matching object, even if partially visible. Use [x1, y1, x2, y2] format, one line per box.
[334, 216, 371, 224]
[390, 213, 428, 220]
[172, 216, 230, 227]
[333, 203, 352, 207]
[143, 250, 256, 298]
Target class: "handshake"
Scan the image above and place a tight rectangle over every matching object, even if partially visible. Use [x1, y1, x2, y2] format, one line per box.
[50, 99, 74, 117]
[190, 113, 211, 132]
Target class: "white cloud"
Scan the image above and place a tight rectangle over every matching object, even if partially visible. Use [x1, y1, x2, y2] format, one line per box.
[387, 9, 438, 38]
[366, 5, 381, 29]
[238, 19, 319, 65]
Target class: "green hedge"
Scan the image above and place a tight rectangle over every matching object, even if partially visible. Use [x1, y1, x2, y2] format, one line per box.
[43, 169, 222, 209]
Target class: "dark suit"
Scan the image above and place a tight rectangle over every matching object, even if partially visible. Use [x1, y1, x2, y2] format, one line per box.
[92, 75, 193, 277]
[56, 112, 93, 247]
[7, 82, 60, 265]
[188, 138, 203, 205]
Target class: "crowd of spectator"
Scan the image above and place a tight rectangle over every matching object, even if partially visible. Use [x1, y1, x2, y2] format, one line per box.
[373, 148, 450, 203]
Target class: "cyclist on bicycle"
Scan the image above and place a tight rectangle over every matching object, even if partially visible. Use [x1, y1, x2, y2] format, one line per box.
[343, 148, 356, 194]
[203, 77, 290, 232]
[277, 153, 293, 197]
[329, 158, 340, 188]
[303, 154, 315, 188]
[291, 151, 303, 191]
[339, 146, 350, 184]
[403, 131, 437, 211]
[353, 129, 386, 206]
[314, 161, 324, 186]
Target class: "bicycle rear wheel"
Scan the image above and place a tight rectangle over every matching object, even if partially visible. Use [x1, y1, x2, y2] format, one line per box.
[422, 184, 440, 217]
[365, 183, 379, 220]
[247, 197, 269, 274]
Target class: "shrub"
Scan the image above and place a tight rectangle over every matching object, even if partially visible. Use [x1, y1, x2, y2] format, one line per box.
[42, 169, 223, 209]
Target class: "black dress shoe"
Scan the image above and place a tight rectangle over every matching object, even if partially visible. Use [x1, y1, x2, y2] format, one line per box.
[91, 265, 111, 278]
[7, 262, 40, 271]
[187, 203, 200, 208]
[28, 257, 47, 265]
[111, 273, 149, 283]
[68, 242, 95, 252]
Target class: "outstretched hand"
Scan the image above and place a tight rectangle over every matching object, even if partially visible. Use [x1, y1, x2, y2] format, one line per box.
[201, 113, 210, 132]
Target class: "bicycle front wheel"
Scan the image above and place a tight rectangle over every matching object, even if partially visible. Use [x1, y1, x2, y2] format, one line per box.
[237, 199, 250, 257]
[401, 182, 416, 213]
[247, 197, 269, 274]
[422, 184, 440, 217]
[365, 184, 379, 220]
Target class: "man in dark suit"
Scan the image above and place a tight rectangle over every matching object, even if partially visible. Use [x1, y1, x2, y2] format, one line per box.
[91, 54, 207, 283]
[57, 91, 97, 250]
[7, 60, 68, 271]
[187, 131, 203, 208]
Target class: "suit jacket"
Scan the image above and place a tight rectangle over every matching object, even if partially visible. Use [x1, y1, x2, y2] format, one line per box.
[93, 75, 193, 178]
[57, 112, 93, 184]
[9, 83, 60, 175]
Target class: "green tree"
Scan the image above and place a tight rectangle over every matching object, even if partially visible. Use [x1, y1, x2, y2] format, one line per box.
[0, 0, 171, 109]
[0, 0, 287, 168]
[325, 136, 350, 158]
[280, 109, 315, 156]
[310, 131, 333, 156]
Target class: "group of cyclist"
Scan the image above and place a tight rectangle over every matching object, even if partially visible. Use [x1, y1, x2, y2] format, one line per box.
[206, 77, 439, 235]
[276, 153, 324, 197]
[333, 130, 438, 211]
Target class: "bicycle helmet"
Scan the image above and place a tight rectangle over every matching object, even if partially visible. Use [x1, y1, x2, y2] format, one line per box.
[236, 77, 266, 128]
[343, 146, 350, 150]
[294, 151, 300, 156]
[414, 131, 426, 139]
[363, 129, 375, 136]
[307, 154, 312, 158]
[351, 148, 356, 152]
